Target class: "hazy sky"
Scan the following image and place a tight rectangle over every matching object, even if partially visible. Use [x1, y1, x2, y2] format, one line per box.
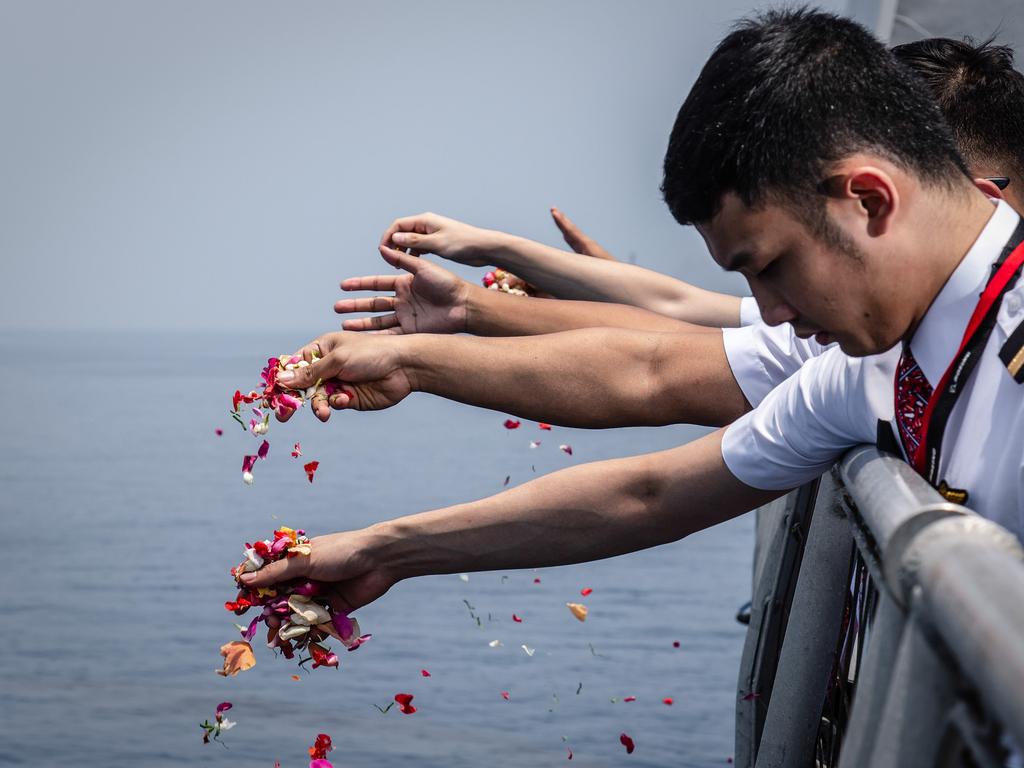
[2, 0, 849, 333]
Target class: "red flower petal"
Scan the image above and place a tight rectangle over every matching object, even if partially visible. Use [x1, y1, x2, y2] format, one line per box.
[215, 428, 223, 436]
[503, 419, 521, 430]
[533, 578, 541, 584]
[538, 423, 552, 430]
[567, 747, 573, 760]
[394, 693, 416, 714]
[623, 696, 636, 702]
[580, 587, 593, 596]
[672, 641, 681, 648]
[304, 460, 320, 483]
[619, 733, 635, 754]
[257, 439, 270, 460]
[662, 697, 674, 706]
[501, 691, 510, 701]
[512, 614, 522, 623]
[420, 669, 431, 677]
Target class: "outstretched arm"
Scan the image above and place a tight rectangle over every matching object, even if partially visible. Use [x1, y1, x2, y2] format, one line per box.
[380, 212, 745, 327]
[336, 246, 711, 337]
[276, 327, 749, 429]
[238, 429, 783, 611]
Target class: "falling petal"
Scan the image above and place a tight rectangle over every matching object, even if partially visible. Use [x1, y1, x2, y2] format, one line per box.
[673, 641, 681, 648]
[242, 455, 258, 474]
[503, 475, 510, 487]
[420, 669, 431, 677]
[488, 640, 502, 648]
[458, 573, 470, 583]
[559, 444, 573, 456]
[623, 696, 637, 702]
[521, 644, 535, 657]
[538, 423, 552, 430]
[291, 674, 301, 681]
[512, 614, 523, 623]
[394, 693, 416, 714]
[580, 588, 593, 596]
[291, 442, 302, 458]
[620, 733, 635, 754]
[215, 702, 233, 715]
[217, 641, 256, 677]
[241, 616, 261, 641]
[663, 697, 674, 706]
[566, 603, 588, 622]
[503, 419, 521, 430]
[501, 691, 510, 701]
[304, 460, 320, 483]
[567, 748, 573, 760]
[533, 577, 541, 584]
[215, 428, 223, 436]
[257, 440, 270, 460]
[530, 440, 541, 449]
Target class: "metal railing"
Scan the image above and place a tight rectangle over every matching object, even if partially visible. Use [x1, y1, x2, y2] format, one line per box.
[735, 445, 1024, 768]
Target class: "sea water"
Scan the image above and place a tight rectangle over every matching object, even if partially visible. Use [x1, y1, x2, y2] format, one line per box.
[0, 330, 752, 767]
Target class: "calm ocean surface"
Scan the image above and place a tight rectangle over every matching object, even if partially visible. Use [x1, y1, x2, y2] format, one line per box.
[0, 330, 752, 767]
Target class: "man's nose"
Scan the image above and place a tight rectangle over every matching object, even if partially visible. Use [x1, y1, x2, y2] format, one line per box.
[750, 284, 798, 327]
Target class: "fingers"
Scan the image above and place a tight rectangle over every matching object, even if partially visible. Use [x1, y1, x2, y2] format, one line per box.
[310, 384, 331, 422]
[550, 206, 587, 253]
[334, 296, 397, 315]
[276, 354, 327, 391]
[340, 275, 399, 292]
[239, 553, 310, 588]
[379, 244, 424, 274]
[380, 212, 438, 247]
[341, 314, 400, 332]
[327, 388, 353, 410]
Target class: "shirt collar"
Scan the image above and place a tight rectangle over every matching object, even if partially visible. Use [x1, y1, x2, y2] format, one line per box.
[911, 199, 1020, 386]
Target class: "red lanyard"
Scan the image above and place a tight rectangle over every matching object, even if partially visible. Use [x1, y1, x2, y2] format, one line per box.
[912, 220, 1024, 483]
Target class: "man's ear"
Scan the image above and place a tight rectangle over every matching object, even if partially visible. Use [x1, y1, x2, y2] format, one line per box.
[973, 177, 1005, 200]
[845, 167, 898, 238]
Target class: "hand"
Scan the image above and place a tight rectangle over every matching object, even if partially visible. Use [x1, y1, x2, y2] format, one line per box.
[238, 528, 399, 615]
[334, 246, 471, 335]
[550, 206, 617, 261]
[380, 212, 500, 267]
[274, 332, 414, 422]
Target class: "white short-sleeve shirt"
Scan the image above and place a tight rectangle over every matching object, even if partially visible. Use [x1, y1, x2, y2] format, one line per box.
[722, 200, 1024, 541]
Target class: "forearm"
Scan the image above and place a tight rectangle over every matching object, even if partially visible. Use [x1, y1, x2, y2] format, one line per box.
[466, 283, 708, 336]
[401, 327, 749, 428]
[492, 234, 744, 327]
[370, 430, 781, 577]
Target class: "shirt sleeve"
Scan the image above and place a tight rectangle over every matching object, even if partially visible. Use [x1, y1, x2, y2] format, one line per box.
[722, 322, 833, 407]
[721, 347, 884, 490]
[738, 296, 761, 327]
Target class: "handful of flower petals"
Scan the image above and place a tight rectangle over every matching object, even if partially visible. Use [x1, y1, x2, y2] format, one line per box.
[231, 354, 336, 485]
[226, 527, 371, 670]
[481, 268, 535, 297]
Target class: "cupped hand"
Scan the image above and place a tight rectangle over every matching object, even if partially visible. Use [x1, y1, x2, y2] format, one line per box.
[379, 211, 498, 267]
[550, 206, 617, 261]
[238, 529, 399, 615]
[274, 331, 414, 422]
[334, 246, 471, 335]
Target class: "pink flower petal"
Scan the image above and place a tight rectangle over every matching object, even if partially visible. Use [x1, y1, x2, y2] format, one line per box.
[215, 702, 233, 715]
[242, 455, 258, 473]
[257, 440, 270, 460]
[559, 444, 573, 456]
[503, 419, 521, 430]
[420, 669, 431, 677]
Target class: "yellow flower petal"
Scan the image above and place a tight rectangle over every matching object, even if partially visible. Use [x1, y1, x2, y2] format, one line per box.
[217, 641, 256, 677]
[566, 602, 588, 622]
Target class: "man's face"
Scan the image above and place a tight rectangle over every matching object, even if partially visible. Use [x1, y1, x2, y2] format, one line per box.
[696, 192, 899, 357]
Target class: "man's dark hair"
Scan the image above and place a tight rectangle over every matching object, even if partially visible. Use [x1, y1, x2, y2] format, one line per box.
[662, 8, 970, 229]
[893, 37, 1024, 183]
